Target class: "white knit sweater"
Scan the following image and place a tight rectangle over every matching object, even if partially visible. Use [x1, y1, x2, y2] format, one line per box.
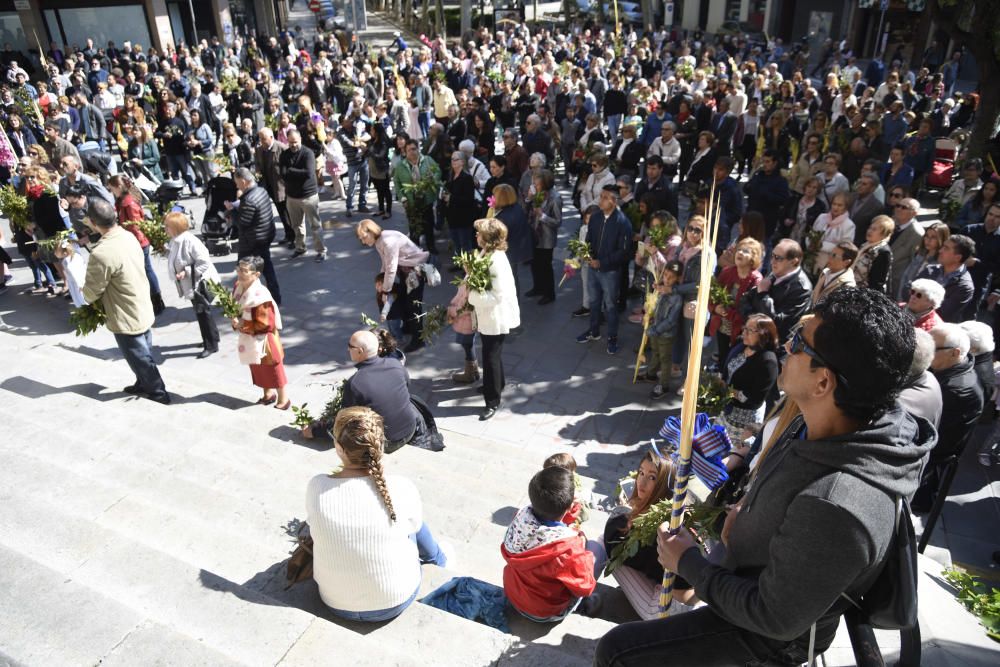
[306, 473, 423, 612]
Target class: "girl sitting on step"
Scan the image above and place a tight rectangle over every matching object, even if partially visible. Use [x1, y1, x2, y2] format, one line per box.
[306, 406, 452, 622]
[604, 447, 700, 620]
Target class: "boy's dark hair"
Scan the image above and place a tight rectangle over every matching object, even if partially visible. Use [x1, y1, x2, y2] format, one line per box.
[528, 467, 575, 522]
[543, 452, 577, 473]
[662, 261, 683, 278]
[811, 287, 915, 423]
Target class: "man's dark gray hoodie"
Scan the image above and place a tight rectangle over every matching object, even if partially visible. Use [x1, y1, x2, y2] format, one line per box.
[678, 405, 936, 654]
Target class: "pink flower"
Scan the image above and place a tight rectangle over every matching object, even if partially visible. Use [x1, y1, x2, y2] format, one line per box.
[486, 195, 496, 209]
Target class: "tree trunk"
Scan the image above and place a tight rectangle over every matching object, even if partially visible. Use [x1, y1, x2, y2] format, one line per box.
[641, 0, 654, 33]
[461, 0, 472, 35]
[967, 57, 1000, 160]
[435, 0, 445, 36]
[928, 0, 1000, 161]
[421, 0, 431, 34]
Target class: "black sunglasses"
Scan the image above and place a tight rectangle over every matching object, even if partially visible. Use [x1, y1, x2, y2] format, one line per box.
[787, 328, 850, 388]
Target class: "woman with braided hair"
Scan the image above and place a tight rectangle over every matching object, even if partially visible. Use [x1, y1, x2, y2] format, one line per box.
[306, 406, 451, 622]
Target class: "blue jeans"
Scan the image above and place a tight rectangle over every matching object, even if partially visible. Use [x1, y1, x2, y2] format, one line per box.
[26, 255, 56, 287]
[588, 269, 621, 339]
[607, 114, 623, 142]
[164, 153, 196, 191]
[413, 521, 447, 566]
[418, 110, 432, 138]
[113, 330, 167, 399]
[346, 161, 369, 211]
[329, 585, 419, 622]
[142, 246, 160, 296]
[449, 226, 476, 254]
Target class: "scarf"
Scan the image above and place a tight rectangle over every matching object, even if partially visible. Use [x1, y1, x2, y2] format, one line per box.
[679, 242, 701, 267]
[853, 239, 889, 286]
[233, 277, 281, 365]
[824, 211, 850, 230]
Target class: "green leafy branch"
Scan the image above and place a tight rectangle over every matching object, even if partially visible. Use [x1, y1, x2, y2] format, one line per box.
[451, 250, 493, 294]
[942, 567, 1000, 641]
[69, 303, 107, 337]
[205, 279, 243, 319]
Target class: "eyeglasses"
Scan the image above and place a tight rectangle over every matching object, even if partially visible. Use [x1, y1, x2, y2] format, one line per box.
[910, 289, 926, 298]
[888, 192, 903, 198]
[772, 254, 787, 262]
[687, 227, 704, 235]
[894, 204, 913, 210]
[786, 328, 850, 388]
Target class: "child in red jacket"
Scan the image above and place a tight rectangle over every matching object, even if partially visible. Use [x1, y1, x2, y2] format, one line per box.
[501, 466, 604, 621]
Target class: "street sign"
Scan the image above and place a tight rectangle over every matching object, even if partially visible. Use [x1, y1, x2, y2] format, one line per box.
[309, 0, 320, 12]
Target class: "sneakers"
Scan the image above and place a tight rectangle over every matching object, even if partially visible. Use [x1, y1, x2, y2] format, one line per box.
[607, 337, 619, 355]
[572, 306, 591, 318]
[315, 252, 327, 262]
[576, 330, 601, 343]
[291, 249, 306, 258]
[651, 384, 668, 399]
[628, 311, 645, 324]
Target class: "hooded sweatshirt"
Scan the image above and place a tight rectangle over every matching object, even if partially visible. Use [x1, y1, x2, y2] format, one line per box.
[678, 406, 935, 653]
[501, 505, 596, 618]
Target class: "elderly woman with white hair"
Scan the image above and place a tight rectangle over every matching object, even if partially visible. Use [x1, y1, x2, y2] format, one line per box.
[959, 320, 996, 418]
[518, 152, 547, 206]
[905, 278, 946, 330]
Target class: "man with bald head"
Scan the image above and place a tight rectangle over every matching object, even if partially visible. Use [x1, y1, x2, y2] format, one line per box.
[304, 330, 420, 451]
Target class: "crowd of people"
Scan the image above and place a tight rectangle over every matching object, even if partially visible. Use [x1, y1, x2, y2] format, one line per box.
[1, 10, 999, 665]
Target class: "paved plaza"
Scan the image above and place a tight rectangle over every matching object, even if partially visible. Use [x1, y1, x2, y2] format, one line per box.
[0, 7, 998, 666]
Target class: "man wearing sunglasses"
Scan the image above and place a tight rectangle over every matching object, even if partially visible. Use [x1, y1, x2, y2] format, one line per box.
[915, 234, 976, 323]
[600, 288, 934, 667]
[745, 239, 813, 345]
[889, 196, 924, 297]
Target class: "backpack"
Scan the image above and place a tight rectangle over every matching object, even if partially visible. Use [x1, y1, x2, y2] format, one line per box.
[839, 494, 919, 630]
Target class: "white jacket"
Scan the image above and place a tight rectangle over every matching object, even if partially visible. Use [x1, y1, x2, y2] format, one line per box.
[467, 250, 521, 335]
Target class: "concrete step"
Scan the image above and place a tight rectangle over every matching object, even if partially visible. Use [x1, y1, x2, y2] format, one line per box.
[0, 339, 593, 665]
[0, 472, 517, 666]
[0, 543, 241, 667]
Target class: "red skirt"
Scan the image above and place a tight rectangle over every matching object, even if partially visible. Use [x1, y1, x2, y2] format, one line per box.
[249, 332, 287, 389]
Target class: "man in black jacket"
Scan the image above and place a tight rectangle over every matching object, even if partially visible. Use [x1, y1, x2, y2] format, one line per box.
[279, 129, 326, 261]
[301, 330, 423, 452]
[233, 168, 282, 305]
[577, 184, 632, 355]
[912, 323, 984, 511]
[745, 239, 813, 344]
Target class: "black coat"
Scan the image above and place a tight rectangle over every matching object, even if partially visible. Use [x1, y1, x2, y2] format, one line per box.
[858, 243, 892, 294]
[744, 269, 813, 343]
[444, 171, 478, 230]
[931, 356, 984, 462]
[236, 185, 276, 251]
[278, 146, 317, 199]
[722, 346, 779, 410]
[342, 356, 417, 443]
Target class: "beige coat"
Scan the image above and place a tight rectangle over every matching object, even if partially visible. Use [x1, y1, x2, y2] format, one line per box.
[82, 226, 154, 335]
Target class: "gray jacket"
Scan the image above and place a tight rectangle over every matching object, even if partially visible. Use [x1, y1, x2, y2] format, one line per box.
[678, 406, 935, 653]
[532, 190, 562, 250]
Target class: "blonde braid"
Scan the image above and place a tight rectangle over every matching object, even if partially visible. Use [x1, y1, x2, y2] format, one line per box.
[366, 444, 397, 522]
[333, 406, 396, 522]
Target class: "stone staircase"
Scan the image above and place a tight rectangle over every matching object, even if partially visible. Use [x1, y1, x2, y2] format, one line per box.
[0, 335, 630, 666]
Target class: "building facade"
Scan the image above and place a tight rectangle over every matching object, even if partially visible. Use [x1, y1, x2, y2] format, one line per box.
[0, 0, 288, 61]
